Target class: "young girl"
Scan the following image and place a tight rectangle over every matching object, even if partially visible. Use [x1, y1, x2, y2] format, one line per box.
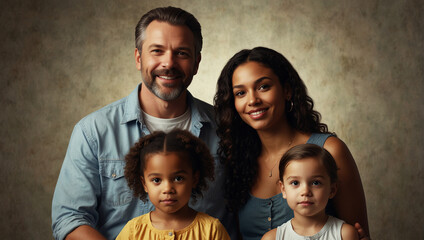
[261, 144, 358, 240]
[116, 129, 230, 239]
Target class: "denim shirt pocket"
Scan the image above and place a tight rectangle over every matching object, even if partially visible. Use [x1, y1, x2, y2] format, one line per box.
[99, 160, 133, 206]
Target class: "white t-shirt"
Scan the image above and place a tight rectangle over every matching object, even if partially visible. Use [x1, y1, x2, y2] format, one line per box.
[142, 108, 191, 133]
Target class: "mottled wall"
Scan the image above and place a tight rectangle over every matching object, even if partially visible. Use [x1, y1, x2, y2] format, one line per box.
[1, 0, 423, 239]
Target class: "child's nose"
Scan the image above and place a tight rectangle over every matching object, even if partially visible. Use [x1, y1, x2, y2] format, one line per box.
[162, 181, 175, 194]
[300, 184, 312, 196]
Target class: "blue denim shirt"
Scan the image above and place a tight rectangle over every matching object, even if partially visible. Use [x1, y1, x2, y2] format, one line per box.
[52, 84, 236, 240]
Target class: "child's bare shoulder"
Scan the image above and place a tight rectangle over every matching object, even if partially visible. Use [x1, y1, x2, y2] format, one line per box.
[341, 223, 359, 240]
[261, 228, 277, 240]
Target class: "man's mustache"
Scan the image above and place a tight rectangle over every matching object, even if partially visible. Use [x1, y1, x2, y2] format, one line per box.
[152, 69, 184, 78]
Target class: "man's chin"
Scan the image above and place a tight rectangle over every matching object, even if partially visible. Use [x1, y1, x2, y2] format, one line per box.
[153, 88, 184, 101]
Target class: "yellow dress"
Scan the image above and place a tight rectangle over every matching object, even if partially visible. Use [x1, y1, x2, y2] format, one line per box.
[116, 212, 231, 240]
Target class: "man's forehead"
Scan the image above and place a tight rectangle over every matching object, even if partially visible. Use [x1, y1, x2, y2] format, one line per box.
[143, 20, 195, 49]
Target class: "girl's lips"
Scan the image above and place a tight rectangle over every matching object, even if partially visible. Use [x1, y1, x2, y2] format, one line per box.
[298, 201, 313, 206]
[161, 199, 177, 205]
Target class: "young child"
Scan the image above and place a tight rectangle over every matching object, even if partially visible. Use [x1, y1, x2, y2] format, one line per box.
[261, 144, 359, 240]
[116, 129, 230, 239]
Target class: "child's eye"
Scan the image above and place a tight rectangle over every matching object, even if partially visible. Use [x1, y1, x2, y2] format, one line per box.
[174, 176, 184, 182]
[312, 181, 321, 186]
[152, 178, 161, 184]
[290, 181, 299, 186]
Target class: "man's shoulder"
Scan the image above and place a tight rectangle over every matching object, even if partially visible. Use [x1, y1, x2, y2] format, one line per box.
[78, 85, 140, 127]
[78, 96, 129, 126]
[191, 96, 215, 122]
[192, 96, 214, 111]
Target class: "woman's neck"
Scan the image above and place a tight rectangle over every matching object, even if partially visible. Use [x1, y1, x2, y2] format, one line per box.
[258, 123, 296, 156]
[150, 205, 197, 230]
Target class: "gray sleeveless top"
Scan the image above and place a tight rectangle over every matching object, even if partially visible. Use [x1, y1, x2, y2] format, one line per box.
[238, 133, 334, 240]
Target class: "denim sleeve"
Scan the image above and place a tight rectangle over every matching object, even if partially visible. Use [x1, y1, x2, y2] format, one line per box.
[51, 122, 101, 240]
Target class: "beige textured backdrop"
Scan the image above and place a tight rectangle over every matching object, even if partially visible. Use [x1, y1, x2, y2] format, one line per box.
[1, 0, 423, 239]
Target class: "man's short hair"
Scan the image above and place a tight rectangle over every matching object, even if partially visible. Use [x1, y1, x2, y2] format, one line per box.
[135, 6, 202, 57]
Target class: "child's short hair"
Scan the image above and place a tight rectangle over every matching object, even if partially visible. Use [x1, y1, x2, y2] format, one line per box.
[124, 129, 215, 202]
[279, 144, 338, 183]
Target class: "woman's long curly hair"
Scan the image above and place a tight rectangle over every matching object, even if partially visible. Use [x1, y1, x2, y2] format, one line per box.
[124, 129, 215, 203]
[214, 47, 329, 211]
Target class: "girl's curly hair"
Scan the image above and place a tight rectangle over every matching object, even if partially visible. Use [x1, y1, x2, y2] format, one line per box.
[124, 129, 215, 203]
[214, 47, 329, 212]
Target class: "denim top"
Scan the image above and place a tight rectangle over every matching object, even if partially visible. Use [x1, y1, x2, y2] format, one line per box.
[52, 84, 236, 240]
[238, 133, 333, 240]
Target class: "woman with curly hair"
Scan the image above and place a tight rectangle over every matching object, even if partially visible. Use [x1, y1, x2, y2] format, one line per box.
[214, 47, 369, 240]
[117, 129, 230, 239]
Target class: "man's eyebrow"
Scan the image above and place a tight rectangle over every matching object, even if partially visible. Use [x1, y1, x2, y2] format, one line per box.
[146, 44, 192, 50]
[176, 46, 192, 51]
[147, 44, 164, 49]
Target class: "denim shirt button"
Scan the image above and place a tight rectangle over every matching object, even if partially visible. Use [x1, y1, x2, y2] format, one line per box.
[111, 173, 116, 178]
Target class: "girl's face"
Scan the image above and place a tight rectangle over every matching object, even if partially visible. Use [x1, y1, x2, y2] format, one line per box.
[141, 152, 198, 216]
[280, 157, 337, 219]
[232, 61, 289, 132]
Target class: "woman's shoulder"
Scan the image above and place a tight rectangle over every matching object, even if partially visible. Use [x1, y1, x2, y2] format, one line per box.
[322, 135, 353, 161]
[306, 132, 336, 146]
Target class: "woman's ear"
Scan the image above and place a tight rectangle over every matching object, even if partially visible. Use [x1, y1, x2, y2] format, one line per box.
[140, 176, 148, 193]
[329, 182, 338, 199]
[284, 83, 292, 100]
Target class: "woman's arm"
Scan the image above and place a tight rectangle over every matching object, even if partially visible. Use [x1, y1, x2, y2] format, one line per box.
[324, 137, 370, 237]
[341, 223, 360, 240]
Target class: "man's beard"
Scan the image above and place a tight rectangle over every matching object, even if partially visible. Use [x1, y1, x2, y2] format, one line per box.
[141, 68, 188, 101]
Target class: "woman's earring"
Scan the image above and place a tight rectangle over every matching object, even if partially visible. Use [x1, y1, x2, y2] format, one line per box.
[288, 100, 294, 112]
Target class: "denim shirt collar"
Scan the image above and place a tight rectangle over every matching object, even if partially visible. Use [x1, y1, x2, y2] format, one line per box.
[121, 84, 141, 124]
[120, 84, 214, 130]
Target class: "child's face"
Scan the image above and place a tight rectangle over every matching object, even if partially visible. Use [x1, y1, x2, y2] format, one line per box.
[141, 152, 199, 215]
[280, 157, 337, 218]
